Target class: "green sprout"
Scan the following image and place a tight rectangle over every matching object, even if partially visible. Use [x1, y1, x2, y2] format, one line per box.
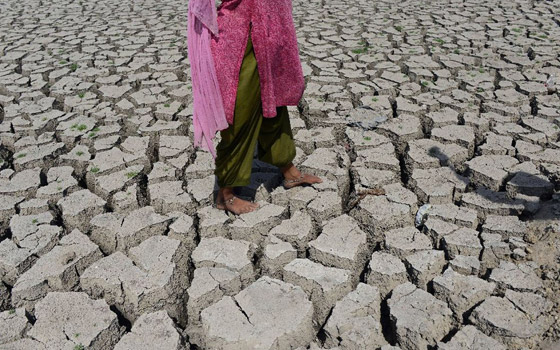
[77, 124, 87, 131]
[32, 219, 38, 224]
[126, 171, 139, 179]
[70, 63, 78, 71]
[76, 151, 84, 156]
[90, 167, 100, 173]
[16, 153, 26, 159]
[78, 92, 85, 98]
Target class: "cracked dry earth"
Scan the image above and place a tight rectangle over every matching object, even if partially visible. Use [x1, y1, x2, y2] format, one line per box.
[0, 0, 560, 349]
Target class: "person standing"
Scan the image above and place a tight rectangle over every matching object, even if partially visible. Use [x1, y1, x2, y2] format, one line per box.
[188, 0, 321, 215]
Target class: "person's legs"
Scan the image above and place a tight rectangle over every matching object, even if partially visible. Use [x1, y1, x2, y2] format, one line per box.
[215, 27, 261, 214]
[257, 105, 296, 168]
[258, 106, 323, 188]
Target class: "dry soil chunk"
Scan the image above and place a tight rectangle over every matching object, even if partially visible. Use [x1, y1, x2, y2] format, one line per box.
[81, 236, 188, 325]
[388, 282, 454, 350]
[56, 189, 106, 232]
[323, 283, 387, 349]
[89, 206, 170, 254]
[200, 276, 314, 350]
[432, 268, 495, 319]
[283, 258, 353, 326]
[309, 214, 369, 274]
[366, 252, 408, 298]
[26, 292, 123, 350]
[11, 229, 103, 311]
[468, 292, 553, 349]
[437, 325, 507, 350]
[0, 308, 30, 345]
[191, 237, 256, 284]
[384, 226, 432, 258]
[404, 250, 446, 289]
[114, 310, 183, 350]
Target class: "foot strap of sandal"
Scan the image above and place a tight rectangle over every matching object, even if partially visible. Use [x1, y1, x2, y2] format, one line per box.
[283, 175, 305, 185]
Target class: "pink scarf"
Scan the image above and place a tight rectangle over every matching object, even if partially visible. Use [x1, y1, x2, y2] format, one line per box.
[187, 0, 229, 158]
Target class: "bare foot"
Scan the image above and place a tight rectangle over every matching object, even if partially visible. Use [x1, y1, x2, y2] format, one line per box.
[281, 163, 322, 189]
[216, 187, 259, 215]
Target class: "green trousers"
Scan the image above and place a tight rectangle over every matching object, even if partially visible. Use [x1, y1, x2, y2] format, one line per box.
[215, 28, 296, 188]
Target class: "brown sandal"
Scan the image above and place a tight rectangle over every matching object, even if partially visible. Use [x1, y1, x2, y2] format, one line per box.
[283, 174, 322, 189]
[215, 196, 259, 215]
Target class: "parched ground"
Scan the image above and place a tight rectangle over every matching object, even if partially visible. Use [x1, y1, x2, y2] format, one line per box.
[0, 0, 559, 349]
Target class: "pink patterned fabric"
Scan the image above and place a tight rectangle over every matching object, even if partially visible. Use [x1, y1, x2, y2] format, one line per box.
[211, 0, 306, 124]
[187, 0, 229, 157]
[188, 0, 306, 156]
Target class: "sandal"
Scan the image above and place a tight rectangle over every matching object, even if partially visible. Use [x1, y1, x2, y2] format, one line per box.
[283, 174, 321, 189]
[215, 195, 259, 215]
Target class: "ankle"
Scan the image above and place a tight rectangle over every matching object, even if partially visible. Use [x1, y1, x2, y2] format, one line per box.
[281, 163, 301, 178]
[220, 187, 235, 199]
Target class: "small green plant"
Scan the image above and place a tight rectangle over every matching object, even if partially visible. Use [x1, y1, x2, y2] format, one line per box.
[74, 333, 80, 338]
[16, 153, 26, 159]
[512, 27, 521, 33]
[8, 309, 15, 315]
[372, 97, 378, 102]
[42, 117, 47, 121]
[454, 49, 460, 54]
[90, 167, 100, 173]
[88, 132, 97, 138]
[77, 124, 87, 131]
[363, 136, 371, 141]
[351, 48, 367, 54]
[70, 63, 78, 71]
[421, 81, 429, 87]
[76, 151, 84, 156]
[126, 171, 139, 179]
[164, 103, 170, 108]
[32, 219, 38, 224]
[91, 127, 100, 132]
[478, 68, 485, 73]
[74, 344, 84, 350]
[59, 60, 67, 65]
[57, 186, 62, 191]
[78, 92, 85, 98]
[434, 38, 444, 44]
[395, 26, 403, 32]
[476, 87, 484, 92]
